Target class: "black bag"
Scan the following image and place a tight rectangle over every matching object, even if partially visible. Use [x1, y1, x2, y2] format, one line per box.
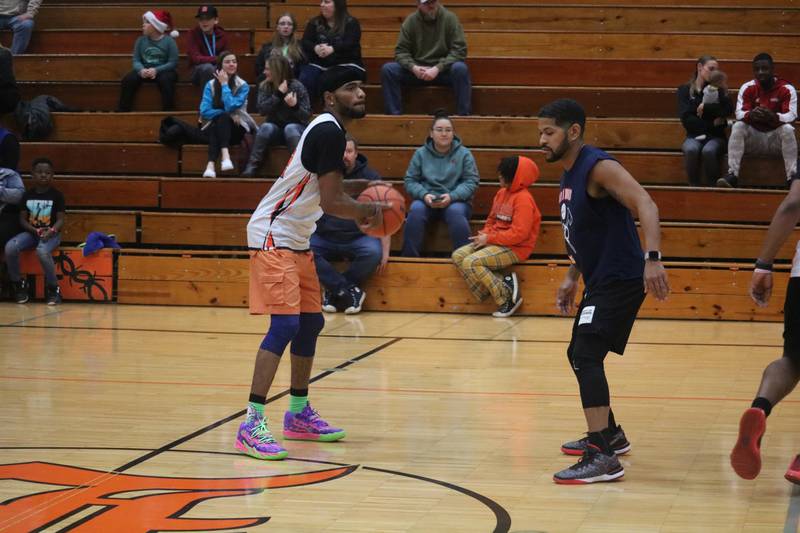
[14, 95, 80, 141]
[158, 115, 209, 147]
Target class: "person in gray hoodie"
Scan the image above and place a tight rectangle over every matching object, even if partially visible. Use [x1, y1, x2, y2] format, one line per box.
[0, 166, 24, 292]
[402, 112, 478, 256]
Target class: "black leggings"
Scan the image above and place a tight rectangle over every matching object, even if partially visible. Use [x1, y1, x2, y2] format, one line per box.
[207, 113, 246, 162]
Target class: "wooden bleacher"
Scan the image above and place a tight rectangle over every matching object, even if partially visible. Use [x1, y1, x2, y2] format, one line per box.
[5, 1, 798, 319]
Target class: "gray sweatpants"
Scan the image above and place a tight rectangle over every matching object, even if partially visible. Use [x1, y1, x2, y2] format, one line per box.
[728, 121, 798, 179]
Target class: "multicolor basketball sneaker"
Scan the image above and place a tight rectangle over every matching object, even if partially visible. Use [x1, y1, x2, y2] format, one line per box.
[553, 444, 625, 485]
[561, 425, 631, 456]
[235, 407, 288, 460]
[283, 403, 346, 442]
[731, 407, 767, 480]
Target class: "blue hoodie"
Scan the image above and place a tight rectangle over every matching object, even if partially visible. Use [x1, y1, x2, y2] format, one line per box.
[403, 135, 479, 202]
[314, 153, 381, 243]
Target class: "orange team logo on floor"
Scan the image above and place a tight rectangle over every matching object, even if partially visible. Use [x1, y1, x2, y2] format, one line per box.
[0, 461, 356, 532]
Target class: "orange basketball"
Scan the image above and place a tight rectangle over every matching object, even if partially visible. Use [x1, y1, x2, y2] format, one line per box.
[357, 184, 407, 238]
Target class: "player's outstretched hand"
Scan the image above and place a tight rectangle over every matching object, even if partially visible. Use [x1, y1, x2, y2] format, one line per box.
[358, 201, 391, 230]
[556, 277, 578, 315]
[749, 271, 773, 307]
[644, 261, 670, 301]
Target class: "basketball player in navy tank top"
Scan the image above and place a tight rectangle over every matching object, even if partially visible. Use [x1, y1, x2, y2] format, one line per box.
[538, 99, 670, 484]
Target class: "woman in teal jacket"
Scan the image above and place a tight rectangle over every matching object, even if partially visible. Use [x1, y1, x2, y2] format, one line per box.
[402, 112, 479, 256]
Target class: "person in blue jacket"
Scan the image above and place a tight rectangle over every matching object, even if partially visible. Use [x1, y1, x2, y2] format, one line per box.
[200, 51, 257, 178]
[401, 111, 479, 256]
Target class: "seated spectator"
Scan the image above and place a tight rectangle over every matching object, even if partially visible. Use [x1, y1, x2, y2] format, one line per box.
[0, 164, 24, 265]
[402, 112, 478, 256]
[677, 55, 732, 186]
[5, 157, 65, 305]
[452, 156, 541, 318]
[719, 53, 798, 188]
[299, 0, 364, 98]
[311, 134, 389, 314]
[0, 126, 19, 170]
[200, 51, 257, 178]
[242, 54, 311, 177]
[118, 10, 179, 112]
[255, 12, 305, 84]
[0, 0, 38, 55]
[381, 0, 471, 116]
[0, 44, 20, 113]
[187, 5, 228, 88]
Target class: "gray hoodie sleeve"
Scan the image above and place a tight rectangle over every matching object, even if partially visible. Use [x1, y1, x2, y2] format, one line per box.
[449, 150, 479, 202]
[0, 168, 24, 205]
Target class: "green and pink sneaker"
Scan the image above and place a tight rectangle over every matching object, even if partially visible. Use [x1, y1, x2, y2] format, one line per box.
[235, 408, 288, 460]
[283, 404, 346, 442]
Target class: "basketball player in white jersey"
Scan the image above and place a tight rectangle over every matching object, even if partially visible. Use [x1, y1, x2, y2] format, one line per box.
[236, 65, 386, 460]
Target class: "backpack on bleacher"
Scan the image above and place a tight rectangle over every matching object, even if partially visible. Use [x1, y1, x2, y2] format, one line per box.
[14, 95, 78, 141]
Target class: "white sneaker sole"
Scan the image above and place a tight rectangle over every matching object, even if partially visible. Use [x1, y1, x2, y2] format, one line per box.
[492, 297, 522, 318]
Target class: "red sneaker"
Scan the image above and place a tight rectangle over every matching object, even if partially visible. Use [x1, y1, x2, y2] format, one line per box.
[785, 455, 800, 485]
[731, 408, 766, 480]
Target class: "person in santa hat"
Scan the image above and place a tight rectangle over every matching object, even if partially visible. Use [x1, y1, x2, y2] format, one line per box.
[118, 10, 180, 111]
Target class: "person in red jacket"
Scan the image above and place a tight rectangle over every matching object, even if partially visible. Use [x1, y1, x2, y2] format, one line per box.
[187, 5, 229, 87]
[451, 155, 541, 317]
[719, 52, 798, 188]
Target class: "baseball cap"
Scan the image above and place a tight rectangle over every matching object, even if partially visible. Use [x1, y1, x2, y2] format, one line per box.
[195, 5, 218, 19]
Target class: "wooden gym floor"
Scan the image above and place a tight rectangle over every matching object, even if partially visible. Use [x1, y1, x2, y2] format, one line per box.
[1, 303, 799, 532]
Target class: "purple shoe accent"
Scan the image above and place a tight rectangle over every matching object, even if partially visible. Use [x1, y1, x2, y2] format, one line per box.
[283, 404, 346, 442]
[235, 415, 288, 460]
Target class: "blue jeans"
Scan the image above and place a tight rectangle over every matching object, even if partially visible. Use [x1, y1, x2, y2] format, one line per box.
[310, 234, 382, 293]
[380, 61, 472, 115]
[681, 137, 725, 185]
[5, 231, 61, 286]
[401, 200, 471, 257]
[256, 122, 305, 153]
[0, 15, 34, 55]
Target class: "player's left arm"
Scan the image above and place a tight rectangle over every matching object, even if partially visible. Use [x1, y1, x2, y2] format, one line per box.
[589, 159, 670, 300]
[750, 179, 800, 307]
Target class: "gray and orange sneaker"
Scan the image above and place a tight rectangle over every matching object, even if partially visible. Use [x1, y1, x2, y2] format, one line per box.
[235, 407, 288, 460]
[283, 404, 345, 442]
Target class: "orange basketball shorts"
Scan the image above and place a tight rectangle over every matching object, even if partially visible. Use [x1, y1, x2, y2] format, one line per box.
[249, 249, 321, 315]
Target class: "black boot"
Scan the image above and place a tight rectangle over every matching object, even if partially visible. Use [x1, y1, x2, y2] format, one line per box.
[241, 134, 269, 177]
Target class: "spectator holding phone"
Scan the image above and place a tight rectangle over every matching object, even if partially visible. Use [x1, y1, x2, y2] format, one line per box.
[402, 111, 478, 256]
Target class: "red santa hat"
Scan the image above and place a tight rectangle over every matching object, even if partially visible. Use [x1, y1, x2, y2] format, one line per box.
[143, 10, 179, 38]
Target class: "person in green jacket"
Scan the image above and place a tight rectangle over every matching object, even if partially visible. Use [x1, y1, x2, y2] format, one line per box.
[380, 0, 471, 116]
[402, 112, 479, 256]
[118, 10, 179, 111]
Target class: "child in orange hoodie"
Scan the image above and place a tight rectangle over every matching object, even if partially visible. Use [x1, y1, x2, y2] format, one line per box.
[452, 155, 541, 317]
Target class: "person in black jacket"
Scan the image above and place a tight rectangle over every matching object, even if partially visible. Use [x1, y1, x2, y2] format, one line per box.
[0, 45, 20, 114]
[677, 55, 733, 186]
[298, 0, 363, 98]
[310, 134, 390, 315]
[254, 12, 305, 83]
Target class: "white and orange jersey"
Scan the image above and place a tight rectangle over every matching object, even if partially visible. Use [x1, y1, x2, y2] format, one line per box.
[247, 114, 345, 250]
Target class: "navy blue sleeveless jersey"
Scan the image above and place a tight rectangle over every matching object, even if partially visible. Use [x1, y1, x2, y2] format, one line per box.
[559, 145, 644, 288]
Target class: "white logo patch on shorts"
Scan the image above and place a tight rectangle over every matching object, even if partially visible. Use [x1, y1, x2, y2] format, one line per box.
[579, 306, 596, 325]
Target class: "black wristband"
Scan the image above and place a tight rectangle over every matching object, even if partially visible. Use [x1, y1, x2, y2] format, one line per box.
[755, 259, 773, 271]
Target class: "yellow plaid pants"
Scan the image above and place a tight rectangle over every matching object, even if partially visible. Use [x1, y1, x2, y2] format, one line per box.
[452, 244, 519, 305]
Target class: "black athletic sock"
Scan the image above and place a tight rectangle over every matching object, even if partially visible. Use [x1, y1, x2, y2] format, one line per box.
[751, 396, 773, 417]
[290, 387, 308, 398]
[249, 393, 266, 405]
[607, 409, 617, 430]
[588, 431, 613, 456]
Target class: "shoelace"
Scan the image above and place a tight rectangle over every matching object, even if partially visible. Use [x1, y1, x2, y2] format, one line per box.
[250, 418, 277, 444]
[302, 406, 327, 426]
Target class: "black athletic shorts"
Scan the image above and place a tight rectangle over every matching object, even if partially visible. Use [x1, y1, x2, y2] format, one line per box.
[783, 277, 800, 363]
[568, 278, 646, 356]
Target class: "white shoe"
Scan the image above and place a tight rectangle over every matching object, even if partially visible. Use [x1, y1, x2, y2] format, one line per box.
[220, 159, 234, 171]
[202, 168, 216, 178]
